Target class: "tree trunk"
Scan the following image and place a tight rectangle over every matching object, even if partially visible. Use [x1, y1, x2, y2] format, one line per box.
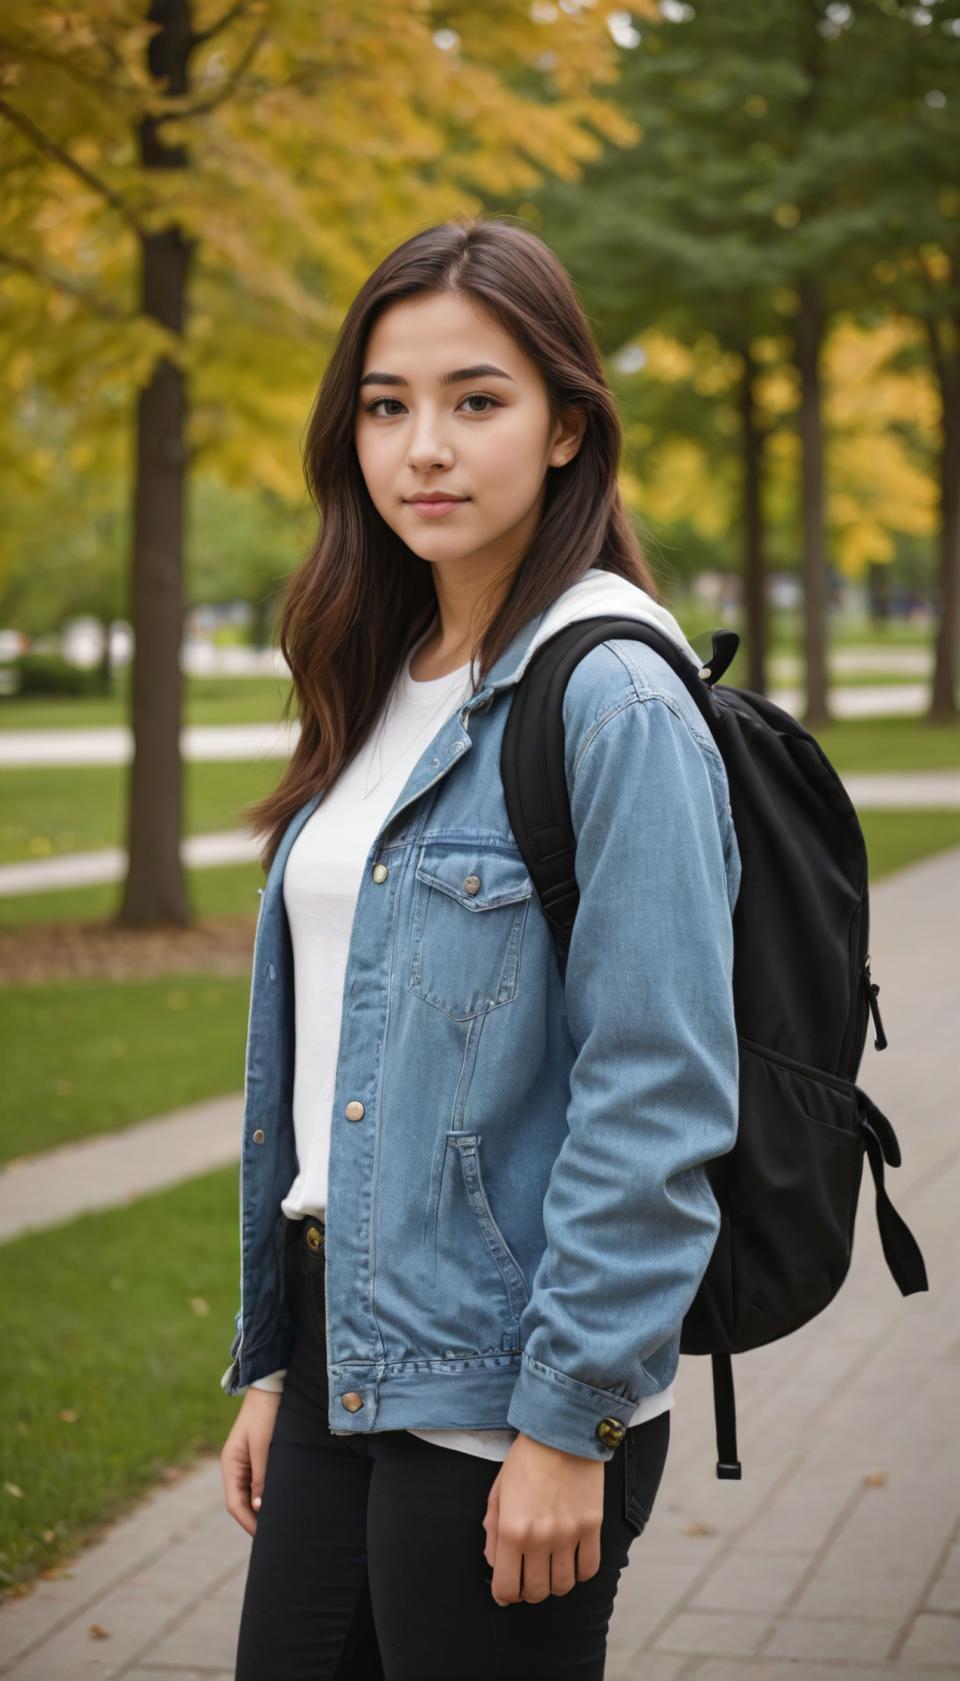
[930, 353, 959, 721]
[97, 616, 112, 692]
[739, 343, 768, 695]
[794, 278, 831, 730]
[117, 0, 196, 927]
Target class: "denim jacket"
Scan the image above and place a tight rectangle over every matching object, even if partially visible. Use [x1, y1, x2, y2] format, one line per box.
[220, 572, 742, 1462]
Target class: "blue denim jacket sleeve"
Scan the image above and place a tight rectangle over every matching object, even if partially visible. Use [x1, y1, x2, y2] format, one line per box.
[505, 687, 741, 1459]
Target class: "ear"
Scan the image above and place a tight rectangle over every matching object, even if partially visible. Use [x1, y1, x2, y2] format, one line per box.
[548, 406, 587, 470]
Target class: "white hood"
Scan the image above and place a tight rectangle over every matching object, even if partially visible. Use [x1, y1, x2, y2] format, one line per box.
[521, 568, 703, 677]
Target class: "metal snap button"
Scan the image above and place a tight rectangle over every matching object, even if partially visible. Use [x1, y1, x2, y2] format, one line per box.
[596, 1416, 626, 1449]
[340, 1391, 364, 1412]
[252, 1129, 265, 1144]
[372, 863, 388, 883]
[344, 1100, 365, 1121]
[305, 1224, 325, 1250]
[463, 874, 481, 895]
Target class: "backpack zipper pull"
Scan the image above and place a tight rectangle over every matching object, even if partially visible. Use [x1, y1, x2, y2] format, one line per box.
[863, 956, 888, 1050]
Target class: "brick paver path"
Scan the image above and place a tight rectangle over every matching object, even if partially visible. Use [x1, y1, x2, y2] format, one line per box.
[1, 845, 957, 1679]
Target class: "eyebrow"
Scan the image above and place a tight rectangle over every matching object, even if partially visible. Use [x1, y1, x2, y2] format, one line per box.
[358, 363, 517, 390]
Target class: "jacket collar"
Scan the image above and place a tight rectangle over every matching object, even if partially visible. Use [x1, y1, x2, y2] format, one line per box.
[455, 603, 553, 723]
[455, 567, 703, 726]
[265, 572, 701, 885]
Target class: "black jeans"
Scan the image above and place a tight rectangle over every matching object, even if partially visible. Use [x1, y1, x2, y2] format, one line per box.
[234, 1213, 671, 1681]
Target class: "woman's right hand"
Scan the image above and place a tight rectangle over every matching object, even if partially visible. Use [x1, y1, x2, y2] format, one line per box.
[220, 1389, 283, 1536]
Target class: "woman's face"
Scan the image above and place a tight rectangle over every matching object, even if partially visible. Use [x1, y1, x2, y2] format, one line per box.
[354, 289, 582, 582]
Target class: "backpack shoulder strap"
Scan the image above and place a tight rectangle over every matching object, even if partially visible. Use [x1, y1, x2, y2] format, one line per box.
[500, 615, 724, 967]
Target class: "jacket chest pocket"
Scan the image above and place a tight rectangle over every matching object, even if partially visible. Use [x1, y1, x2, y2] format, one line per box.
[408, 843, 534, 1020]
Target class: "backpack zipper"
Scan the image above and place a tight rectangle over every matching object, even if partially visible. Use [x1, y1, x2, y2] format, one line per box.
[863, 955, 888, 1050]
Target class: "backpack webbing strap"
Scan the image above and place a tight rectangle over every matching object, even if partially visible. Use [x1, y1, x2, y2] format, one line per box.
[711, 1352, 742, 1479]
[857, 1096, 929, 1296]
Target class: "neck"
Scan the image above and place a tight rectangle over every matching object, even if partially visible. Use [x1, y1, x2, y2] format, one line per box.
[415, 562, 517, 679]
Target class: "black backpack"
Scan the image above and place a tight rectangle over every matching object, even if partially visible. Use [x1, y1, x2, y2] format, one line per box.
[500, 616, 929, 1481]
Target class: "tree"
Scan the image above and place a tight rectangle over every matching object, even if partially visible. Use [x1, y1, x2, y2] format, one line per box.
[513, 0, 957, 725]
[829, 0, 960, 721]
[0, 0, 637, 923]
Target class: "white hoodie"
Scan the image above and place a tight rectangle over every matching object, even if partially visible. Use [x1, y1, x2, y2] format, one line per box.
[521, 566, 704, 675]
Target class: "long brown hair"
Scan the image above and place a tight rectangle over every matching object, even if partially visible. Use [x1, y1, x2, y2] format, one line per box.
[243, 213, 662, 875]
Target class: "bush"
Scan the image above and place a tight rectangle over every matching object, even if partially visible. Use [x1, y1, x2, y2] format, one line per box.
[4, 653, 111, 698]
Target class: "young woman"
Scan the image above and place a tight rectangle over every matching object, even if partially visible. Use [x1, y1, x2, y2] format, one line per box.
[220, 215, 741, 1681]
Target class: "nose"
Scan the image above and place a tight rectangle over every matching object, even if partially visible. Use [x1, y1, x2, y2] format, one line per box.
[406, 413, 454, 472]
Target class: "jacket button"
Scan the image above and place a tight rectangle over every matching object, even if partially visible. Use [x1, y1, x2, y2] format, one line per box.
[596, 1416, 626, 1449]
[341, 1391, 364, 1412]
[372, 863, 388, 883]
[463, 875, 481, 895]
[345, 1100, 365, 1121]
[252, 1129, 265, 1144]
[305, 1224, 325, 1250]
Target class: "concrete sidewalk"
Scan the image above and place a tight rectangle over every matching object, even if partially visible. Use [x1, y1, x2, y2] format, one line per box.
[1, 846, 958, 1679]
[0, 1094, 242, 1244]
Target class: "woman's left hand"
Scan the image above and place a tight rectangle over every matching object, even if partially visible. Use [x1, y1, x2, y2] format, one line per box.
[482, 1433, 605, 1605]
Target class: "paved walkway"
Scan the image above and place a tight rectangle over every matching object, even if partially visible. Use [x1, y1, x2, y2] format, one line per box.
[0, 845, 958, 1678]
[2, 772, 959, 899]
[0, 1095, 242, 1244]
[0, 677, 953, 771]
[0, 830, 256, 898]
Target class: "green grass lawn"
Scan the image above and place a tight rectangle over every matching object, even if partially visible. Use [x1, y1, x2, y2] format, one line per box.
[803, 671, 928, 687]
[857, 809, 960, 879]
[0, 803, 957, 1597]
[1, 811, 958, 1165]
[1, 760, 280, 865]
[0, 614, 939, 734]
[1, 715, 958, 869]
[0, 671, 294, 731]
[807, 715, 960, 773]
[0, 1166, 241, 1594]
[0, 971, 252, 1164]
[0, 860, 260, 929]
[765, 616, 933, 652]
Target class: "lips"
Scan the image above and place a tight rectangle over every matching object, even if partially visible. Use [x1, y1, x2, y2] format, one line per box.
[405, 495, 470, 518]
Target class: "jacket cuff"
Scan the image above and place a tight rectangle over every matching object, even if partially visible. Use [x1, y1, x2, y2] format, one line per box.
[505, 1354, 641, 1462]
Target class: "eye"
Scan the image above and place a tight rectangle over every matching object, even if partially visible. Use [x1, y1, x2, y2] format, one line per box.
[364, 397, 405, 417]
[362, 392, 503, 417]
[459, 393, 500, 414]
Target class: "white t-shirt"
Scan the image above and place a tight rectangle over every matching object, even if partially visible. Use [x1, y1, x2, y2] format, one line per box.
[250, 620, 675, 1457]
